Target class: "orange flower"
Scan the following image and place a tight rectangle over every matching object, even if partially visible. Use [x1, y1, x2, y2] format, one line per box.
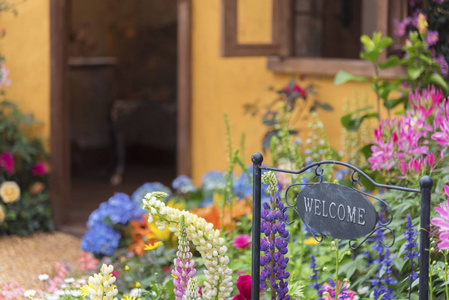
[192, 205, 222, 229]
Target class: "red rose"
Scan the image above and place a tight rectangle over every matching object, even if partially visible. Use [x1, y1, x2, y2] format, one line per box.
[233, 275, 252, 300]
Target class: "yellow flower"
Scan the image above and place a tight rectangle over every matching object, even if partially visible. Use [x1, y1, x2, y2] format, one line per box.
[0, 181, 20, 203]
[124, 265, 130, 271]
[79, 285, 90, 297]
[213, 192, 224, 207]
[0, 205, 5, 222]
[144, 241, 163, 251]
[304, 237, 319, 246]
[135, 281, 141, 288]
[167, 199, 185, 211]
[122, 295, 140, 300]
[417, 13, 428, 34]
[148, 221, 171, 241]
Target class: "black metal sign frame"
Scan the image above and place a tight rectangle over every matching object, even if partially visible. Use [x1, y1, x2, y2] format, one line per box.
[250, 152, 433, 300]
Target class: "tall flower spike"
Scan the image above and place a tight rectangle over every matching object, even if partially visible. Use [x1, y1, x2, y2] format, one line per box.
[143, 192, 233, 300]
[184, 278, 201, 300]
[260, 172, 291, 300]
[81, 264, 118, 300]
[173, 215, 197, 299]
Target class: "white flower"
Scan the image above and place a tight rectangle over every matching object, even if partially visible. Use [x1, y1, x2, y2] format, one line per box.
[143, 192, 233, 300]
[38, 274, 49, 281]
[64, 277, 75, 283]
[24, 289, 36, 299]
[129, 288, 142, 297]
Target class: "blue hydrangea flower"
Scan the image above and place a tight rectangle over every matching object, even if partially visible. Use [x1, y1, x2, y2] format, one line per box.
[81, 224, 121, 256]
[201, 171, 226, 198]
[172, 175, 197, 194]
[87, 193, 145, 228]
[233, 172, 252, 199]
[131, 182, 171, 206]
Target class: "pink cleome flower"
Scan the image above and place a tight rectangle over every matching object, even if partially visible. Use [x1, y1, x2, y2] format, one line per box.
[431, 185, 449, 249]
[369, 86, 449, 175]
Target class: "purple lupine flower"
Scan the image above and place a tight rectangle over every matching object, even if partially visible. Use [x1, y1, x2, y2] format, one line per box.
[260, 196, 291, 300]
[172, 216, 196, 299]
[404, 215, 419, 280]
[308, 255, 322, 298]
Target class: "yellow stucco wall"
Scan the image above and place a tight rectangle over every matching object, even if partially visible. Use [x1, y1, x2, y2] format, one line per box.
[0, 0, 50, 142]
[191, 0, 377, 183]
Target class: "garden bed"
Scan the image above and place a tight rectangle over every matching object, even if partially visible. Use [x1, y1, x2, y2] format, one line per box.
[0, 232, 82, 290]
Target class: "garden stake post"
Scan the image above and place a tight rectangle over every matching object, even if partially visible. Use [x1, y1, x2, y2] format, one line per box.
[419, 176, 433, 300]
[250, 152, 432, 300]
[251, 153, 263, 300]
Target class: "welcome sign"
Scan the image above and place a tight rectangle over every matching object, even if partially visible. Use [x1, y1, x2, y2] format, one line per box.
[296, 183, 378, 240]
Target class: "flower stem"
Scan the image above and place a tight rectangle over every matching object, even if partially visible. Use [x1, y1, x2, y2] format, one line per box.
[444, 250, 449, 299]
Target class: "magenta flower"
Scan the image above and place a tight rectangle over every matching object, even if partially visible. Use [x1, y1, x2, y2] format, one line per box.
[431, 186, 449, 249]
[369, 86, 448, 176]
[31, 161, 47, 176]
[233, 275, 252, 300]
[233, 234, 251, 250]
[0, 152, 14, 174]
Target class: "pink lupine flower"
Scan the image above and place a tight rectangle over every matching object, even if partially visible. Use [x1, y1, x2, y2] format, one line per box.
[172, 217, 196, 300]
[233, 234, 251, 250]
[31, 161, 47, 176]
[0, 152, 14, 174]
[431, 186, 449, 249]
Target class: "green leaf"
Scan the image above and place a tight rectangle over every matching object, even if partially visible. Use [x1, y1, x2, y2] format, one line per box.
[379, 56, 401, 69]
[407, 65, 425, 80]
[361, 50, 381, 63]
[360, 144, 373, 160]
[429, 73, 449, 94]
[384, 96, 408, 110]
[341, 112, 377, 131]
[334, 71, 369, 85]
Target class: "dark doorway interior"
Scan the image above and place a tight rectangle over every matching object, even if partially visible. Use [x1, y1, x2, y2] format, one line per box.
[64, 0, 178, 235]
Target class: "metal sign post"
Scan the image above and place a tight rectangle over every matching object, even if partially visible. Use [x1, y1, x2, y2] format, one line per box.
[250, 152, 432, 300]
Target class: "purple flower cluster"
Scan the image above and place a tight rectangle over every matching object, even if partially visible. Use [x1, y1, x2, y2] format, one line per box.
[260, 196, 290, 300]
[404, 215, 419, 280]
[371, 228, 397, 300]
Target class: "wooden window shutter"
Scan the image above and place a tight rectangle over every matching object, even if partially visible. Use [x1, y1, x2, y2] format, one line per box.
[221, 0, 292, 57]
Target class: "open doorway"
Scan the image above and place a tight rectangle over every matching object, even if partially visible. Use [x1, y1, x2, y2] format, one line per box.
[64, 0, 178, 234]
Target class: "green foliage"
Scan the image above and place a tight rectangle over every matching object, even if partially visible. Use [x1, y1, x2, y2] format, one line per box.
[335, 31, 449, 133]
[0, 101, 53, 235]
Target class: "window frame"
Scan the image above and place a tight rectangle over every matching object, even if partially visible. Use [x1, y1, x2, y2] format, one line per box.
[221, 0, 407, 78]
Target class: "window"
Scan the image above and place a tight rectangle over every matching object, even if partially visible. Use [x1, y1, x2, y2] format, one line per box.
[221, 0, 408, 78]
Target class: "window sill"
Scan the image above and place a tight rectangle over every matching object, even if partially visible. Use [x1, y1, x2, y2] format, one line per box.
[267, 56, 407, 79]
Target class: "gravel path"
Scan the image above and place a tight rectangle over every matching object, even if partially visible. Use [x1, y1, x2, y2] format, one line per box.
[0, 232, 83, 291]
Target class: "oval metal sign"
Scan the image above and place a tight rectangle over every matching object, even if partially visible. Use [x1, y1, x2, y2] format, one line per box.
[296, 183, 378, 240]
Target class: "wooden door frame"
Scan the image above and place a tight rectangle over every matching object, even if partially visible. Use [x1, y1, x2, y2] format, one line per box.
[49, 0, 193, 226]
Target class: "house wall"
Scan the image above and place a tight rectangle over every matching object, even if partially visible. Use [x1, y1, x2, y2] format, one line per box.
[0, 0, 50, 143]
[191, 0, 377, 183]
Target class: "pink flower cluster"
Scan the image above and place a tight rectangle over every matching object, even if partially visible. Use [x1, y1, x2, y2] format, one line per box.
[77, 252, 99, 271]
[369, 86, 448, 175]
[431, 185, 449, 249]
[172, 230, 197, 299]
[321, 281, 357, 300]
[0, 282, 24, 300]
